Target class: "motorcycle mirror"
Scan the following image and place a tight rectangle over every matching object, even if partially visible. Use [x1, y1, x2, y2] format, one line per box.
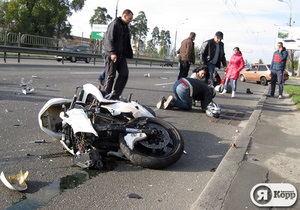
[127, 93, 133, 102]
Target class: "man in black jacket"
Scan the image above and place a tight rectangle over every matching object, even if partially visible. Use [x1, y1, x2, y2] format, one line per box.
[198, 31, 227, 86]
[103, 9, 133, 99]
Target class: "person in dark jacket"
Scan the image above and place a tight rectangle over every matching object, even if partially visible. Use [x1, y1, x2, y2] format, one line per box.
[177, 32, 196, 80]
[156, 78, 215, 111]
[103, 9, 133, 99]
[198, 31, 227, 86]
[268, 42, 288, 99]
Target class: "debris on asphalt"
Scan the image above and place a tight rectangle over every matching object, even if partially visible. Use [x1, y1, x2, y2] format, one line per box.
[252, 158, 259, 161]
[183, 150, 187, 154]
[231, 143, 237, 148]
[22, 87, 35, 94]
[210, 168, 216, 172]
[127, 193, 143, 199]
[20, 78, 34, 94]
[246, 88, 253, 94]
[20, 78, 33, 87]
[144, 73, 150, 77]
[35, 139, 46, 143]
[0, 170, 29, 191]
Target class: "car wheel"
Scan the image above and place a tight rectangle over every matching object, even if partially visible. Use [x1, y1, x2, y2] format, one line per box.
[85, 58, 90, 63]
[56, 59, 62, 62]
[260, 77, 268, 86]
[240, 74, 245, 82]
[70, 57, 76, 62]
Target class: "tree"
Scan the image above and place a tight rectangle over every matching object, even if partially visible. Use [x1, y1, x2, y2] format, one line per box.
[145, 39, 158, 58]
[89, 7, 112, 53]
[131, 11, 148, 58]
[158, 29, 171, 58]
[89, 7, 112, 26]
[151, 27, 160, 48]
[4, 0, 86, 38]
[0, 0, 9, 26]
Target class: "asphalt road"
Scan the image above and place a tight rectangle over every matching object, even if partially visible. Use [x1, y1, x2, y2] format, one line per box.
[0, 59, 267, 209]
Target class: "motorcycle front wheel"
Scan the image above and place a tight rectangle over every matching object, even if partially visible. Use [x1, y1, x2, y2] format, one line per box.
[119, 117, 184, 169]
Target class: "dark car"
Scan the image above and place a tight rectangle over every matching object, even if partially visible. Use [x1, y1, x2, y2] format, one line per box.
[56, 45, 92, 63]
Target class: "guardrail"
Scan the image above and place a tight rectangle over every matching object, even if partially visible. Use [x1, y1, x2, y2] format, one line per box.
[0, 31, 89, 49]
[0, 45, 178, 67]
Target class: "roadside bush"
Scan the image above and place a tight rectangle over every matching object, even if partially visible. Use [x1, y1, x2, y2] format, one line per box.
[285, 85, 300, 109]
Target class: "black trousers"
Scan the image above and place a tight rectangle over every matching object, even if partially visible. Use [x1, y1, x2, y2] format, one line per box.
[104, 56, 129, 99]
[177, 61, 190, 80]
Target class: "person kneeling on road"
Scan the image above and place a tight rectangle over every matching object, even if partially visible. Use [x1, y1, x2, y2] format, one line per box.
[156, 78, 215, 112]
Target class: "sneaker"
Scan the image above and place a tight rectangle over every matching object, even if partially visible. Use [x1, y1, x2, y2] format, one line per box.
[220, 89, 227, 95]
[163, 96, 174, 109]
[231, 91, 235, 98]
[156, 96, 166, 109]
[278, 95, 283, 99]
[192, 100, 196, 106]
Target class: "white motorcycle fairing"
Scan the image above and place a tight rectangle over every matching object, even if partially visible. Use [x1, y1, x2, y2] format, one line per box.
[38, 98, 72, 139]
[101, 101, 154, 118]
[79, 83, 154, 118]
[59, 109, 98, 137]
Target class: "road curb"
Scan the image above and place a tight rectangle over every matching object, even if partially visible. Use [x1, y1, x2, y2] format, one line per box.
[191, 89, 267, 210]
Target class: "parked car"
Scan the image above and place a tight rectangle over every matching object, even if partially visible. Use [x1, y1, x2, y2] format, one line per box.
[239, 64, 289, 86]
[55, 45, 92, 63]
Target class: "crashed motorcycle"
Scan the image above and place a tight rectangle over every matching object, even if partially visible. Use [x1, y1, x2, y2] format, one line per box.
[38, 84, 184, 169]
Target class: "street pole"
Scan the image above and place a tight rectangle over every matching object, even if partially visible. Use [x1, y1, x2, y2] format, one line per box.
[173, 18, 188, 56]
[278, 0, 295, 76]
[174, 30, 178, 56]
[115, 0, 119, 19]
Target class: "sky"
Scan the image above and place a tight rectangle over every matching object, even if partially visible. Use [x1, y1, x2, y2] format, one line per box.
[68, 0, 300, 64]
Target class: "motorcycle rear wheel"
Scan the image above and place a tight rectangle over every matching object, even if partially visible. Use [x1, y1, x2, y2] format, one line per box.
[119, 117, 184, 169]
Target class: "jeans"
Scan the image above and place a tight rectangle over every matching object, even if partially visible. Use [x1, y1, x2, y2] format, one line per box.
[172, 80, 192, 110]
[224, 78, 237, 91]
[98, 68, 106, 85]
[98, 52, 106, 85]
[270, 70, 284, 96]
[208, 63, 216, 85]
